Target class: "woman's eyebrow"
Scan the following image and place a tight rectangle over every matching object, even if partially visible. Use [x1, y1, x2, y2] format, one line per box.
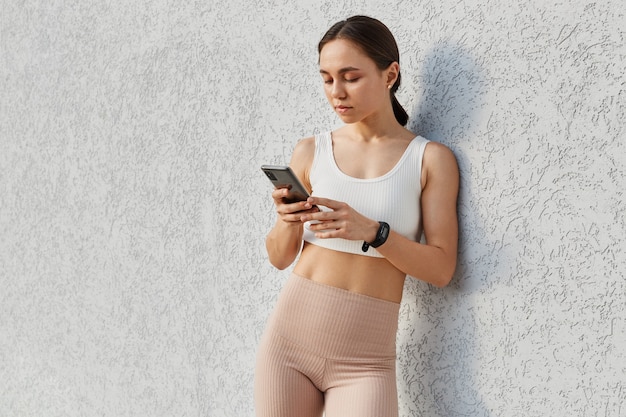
[319, 66, 361, 75]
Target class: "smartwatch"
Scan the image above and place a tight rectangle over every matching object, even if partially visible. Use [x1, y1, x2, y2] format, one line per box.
[362, 221, 390, 252]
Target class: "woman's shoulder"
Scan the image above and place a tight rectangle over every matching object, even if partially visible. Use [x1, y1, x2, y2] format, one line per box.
[422, 140, 459, 185]
[293, 135, 316, 157]
[423, 140, 456, 162]
[289, 135, 317, 179]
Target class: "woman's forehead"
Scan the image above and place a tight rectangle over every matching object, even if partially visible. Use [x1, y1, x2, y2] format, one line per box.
[319, 39, 375, 72]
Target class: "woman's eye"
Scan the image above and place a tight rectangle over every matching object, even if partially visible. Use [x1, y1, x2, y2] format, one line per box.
[323, 79, 333, 84]
[345, 78, 359, 83]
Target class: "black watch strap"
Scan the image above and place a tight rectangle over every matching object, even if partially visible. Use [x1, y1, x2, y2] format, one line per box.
[362, 221, 390, 252]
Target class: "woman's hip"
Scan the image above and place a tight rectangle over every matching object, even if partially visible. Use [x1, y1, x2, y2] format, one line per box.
[262, 273, 400, 360]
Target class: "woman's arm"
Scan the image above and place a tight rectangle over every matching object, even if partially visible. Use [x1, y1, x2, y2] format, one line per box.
[372, 142, 460, 286]
[301, 142, 459, 287]
[265, 137, 317, 269]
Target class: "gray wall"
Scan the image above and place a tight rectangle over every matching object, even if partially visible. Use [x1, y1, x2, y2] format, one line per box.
[1, 1, 624, 416]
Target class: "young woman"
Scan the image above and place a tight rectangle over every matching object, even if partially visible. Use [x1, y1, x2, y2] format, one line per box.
[255, 15, 459, 417]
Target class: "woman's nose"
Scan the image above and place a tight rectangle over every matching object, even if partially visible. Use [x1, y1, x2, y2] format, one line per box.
[330, 82, 346, 98]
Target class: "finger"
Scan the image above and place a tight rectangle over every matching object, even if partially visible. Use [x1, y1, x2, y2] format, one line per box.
[293, 207, 321, 218]
[307, 220, 338, 232]
[314, 228, 342, 239]
[281, 215, 306, 224]
[300, 209, 335, 223]
[306, 196, 342, 210]
[279, 201, 312, 214]
[279, 206, 314, 222]
[272, 188, 290, 200]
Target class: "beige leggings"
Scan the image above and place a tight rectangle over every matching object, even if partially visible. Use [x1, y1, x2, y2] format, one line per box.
[255, 273, 400, 417]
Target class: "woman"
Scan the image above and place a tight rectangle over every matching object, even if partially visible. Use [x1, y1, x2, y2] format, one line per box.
[255, 15, 459, 417]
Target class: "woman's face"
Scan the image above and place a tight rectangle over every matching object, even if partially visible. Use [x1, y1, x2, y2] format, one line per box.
[319, 39, 396, 124]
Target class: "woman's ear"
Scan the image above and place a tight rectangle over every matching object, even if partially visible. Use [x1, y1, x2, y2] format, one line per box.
[385, 62, 400, 87]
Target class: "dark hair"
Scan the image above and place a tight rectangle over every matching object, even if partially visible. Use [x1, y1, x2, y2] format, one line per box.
[318, 15, 409, 126]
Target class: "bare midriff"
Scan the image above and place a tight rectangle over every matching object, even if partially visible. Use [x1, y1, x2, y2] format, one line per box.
[293, 242, 407, 303]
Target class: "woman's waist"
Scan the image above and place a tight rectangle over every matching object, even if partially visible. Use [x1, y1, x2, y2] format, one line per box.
[294, 242, 406, 303]
[268, 272, 400, 359]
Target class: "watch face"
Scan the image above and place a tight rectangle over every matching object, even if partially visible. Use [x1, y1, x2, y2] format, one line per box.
[371, 222, 390, 248]
[380, 223, 390, 239]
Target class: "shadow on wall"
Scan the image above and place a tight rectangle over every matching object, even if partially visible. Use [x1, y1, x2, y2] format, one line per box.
[410, 41, 486, 147]
[397, 41, 494, 417]
[410, 40, 493, 292]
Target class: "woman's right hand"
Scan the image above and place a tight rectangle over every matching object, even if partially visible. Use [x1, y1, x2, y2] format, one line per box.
[266, 186, 318, 270]
[265, 136, 316, 270]
[272, 188, 319, 225]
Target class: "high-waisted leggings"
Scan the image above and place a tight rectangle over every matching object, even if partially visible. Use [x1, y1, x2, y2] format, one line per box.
[255, 273, 400, 417]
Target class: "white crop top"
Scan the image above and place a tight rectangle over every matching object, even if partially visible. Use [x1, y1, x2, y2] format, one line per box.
[302, 131, 430, 258]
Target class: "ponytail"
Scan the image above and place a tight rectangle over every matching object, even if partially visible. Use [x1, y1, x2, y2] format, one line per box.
[390, 72, 408, 126]
[391, 94, 409, 126]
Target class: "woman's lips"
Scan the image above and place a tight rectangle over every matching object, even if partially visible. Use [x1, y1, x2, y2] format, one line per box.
[335, 105, 352, 114]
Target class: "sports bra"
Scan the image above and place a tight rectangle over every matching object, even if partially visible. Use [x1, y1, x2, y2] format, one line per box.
[302, 131, 429, 258]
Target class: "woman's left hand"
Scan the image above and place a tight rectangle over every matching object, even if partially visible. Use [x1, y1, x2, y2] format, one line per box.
[298, 196, 379, 242]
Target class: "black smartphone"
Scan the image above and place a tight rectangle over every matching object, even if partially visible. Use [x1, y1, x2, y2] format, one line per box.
[261, 165, 311, 203]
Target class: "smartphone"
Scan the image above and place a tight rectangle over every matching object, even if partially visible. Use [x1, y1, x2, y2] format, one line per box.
[261, 165, 311, 203]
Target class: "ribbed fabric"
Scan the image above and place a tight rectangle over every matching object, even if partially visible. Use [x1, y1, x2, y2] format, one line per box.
[255, 273, 400, 417]
[302, 131, 429, 258]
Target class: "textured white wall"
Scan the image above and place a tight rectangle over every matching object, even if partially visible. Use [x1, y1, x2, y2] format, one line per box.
[1, 1, 624, 416]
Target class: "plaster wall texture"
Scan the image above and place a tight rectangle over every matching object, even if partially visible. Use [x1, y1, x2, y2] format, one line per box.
[1, 0, 624, 416]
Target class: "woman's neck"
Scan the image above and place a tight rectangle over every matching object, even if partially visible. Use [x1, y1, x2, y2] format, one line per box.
[338, 120, 413, 143]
